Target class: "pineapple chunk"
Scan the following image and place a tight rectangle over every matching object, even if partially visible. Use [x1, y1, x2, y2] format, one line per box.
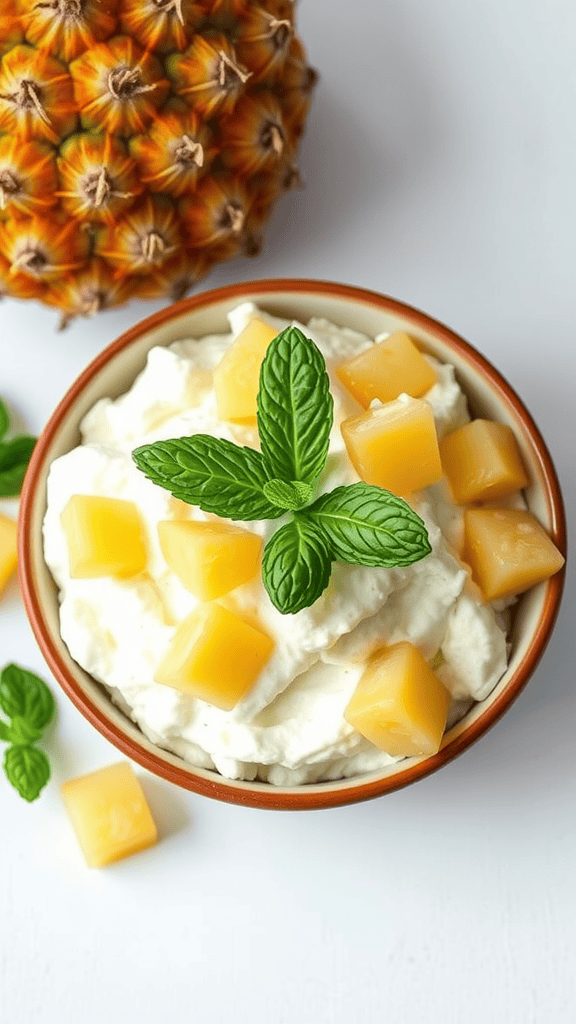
[158, 519, 262, 600]
[337, 331, 437, 408]
[0, 513, 17, 597]
[155, 602, 274, 710]
[341, 395, 442, 494]
[61, 762, 158, 868]
[213, 318, 279, 423]
[345, 641, 450, 757]
[463, 508, 565, 601]
[61, 494, 147, 579]
[441, 419, 529, 504]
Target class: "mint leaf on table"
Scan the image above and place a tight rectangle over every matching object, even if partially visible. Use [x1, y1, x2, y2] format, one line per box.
[306, 483, 432, 568]
[0, 665, 55, 802]
[257, 326, 333, 485]
[5, 716, 44, 745]
[133, 435, 285, 521]
[262, 516, 332, 614]
[0, 663, 55, 732]
[3, 746, 50, 803]
[0, 435, 37, 497]
[0, 399, 9, 442]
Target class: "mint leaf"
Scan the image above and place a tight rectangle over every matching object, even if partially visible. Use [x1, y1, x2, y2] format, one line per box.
[307, 483, 431, 568]
[0, 399, 9, 441]
[133, 436, 285, 521]
[263, 478, 313, 511]
[0, 664, 55, 733]
[0, 720, 11, 742]
[0, 435, 36, 497]
[257, 327, 333, 485]
[262, 516, 332, 614]
[6, 716, 43, 745]
[3, 745, 50, 802]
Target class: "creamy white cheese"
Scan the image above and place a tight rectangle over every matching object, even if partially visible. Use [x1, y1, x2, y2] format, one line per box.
[43, 304, 509, 784]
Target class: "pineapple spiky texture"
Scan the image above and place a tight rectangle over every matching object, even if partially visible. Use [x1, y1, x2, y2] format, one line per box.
[0, 0, 315, 326]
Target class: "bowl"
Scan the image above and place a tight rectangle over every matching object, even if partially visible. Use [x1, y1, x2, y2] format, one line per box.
[18, 279, 567, 810]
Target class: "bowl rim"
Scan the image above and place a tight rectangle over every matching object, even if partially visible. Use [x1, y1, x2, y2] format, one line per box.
[18, 277, 567, 810]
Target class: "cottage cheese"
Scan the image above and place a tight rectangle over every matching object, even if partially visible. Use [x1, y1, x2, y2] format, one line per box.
[43, 304, 509, 785]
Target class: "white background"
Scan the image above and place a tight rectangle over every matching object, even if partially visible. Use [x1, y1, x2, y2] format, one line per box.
[1, 2, 575, 1021]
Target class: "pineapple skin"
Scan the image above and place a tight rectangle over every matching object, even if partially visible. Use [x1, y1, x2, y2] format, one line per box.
[0, 1, 316, 325]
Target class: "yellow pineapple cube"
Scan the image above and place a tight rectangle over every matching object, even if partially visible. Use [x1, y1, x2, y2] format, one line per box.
[158, 519, 262, 600]
[61, 494, 147, 579]
[0, 513, 17, 597]
[341, 396, 442, 494]
[213, 318, 279, 423]
[463, 508, 565, 601]
[345, 641, 450, 757]
[440, 419, 529, 504]
[336, 331, 437, 408]
[61, 762, 158, 868]
[155, 602, 274, 710]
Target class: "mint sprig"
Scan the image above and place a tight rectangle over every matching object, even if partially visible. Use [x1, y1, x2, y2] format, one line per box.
[3, 746, 50, 804]
[262, 516, 333, 614]
[0, 397, 37, 497]
[306, 483, 431, 568]
[0, 398, 9, 441]
[257, 326, 333, 484]
[0, 664, 55, 802]
[133, 435, 285, 521]
[133, 325, 432, 614]
[263, 478, 313, 511]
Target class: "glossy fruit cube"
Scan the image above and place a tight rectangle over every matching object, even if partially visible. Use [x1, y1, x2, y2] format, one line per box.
[440, 419, 529, 504]
[336, 331, 437, 408]
[463, 508, 565, 601]
[341, 396, 442, 494]
[61, 762, 158, 868]
[0, 513, 17, 596]
[345, 641, 450, 757]
[61, 494, 147, 578]
[155, 602, 274, 710]
[158, 519, 262, 600]
[213, 318, 278, 423]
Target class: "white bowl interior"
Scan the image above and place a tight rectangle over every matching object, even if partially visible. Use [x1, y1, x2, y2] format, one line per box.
[27, 286, 560, 798]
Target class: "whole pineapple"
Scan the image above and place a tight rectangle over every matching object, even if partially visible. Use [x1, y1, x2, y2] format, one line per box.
[0, 0, 316, 325]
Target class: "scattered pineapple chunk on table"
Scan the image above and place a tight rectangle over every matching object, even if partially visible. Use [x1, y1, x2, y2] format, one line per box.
[345, 641, 451, 757]
[61, 762, 158, 869]
[155, 602, 274, 711]
[60, 494, 147, 578]
[158, 519, 262, 601]
[440, 419, 528, 504]
[341, 395, 443, 494]
[213, 318, 278, 423]
[463, 508, 565, 602]
[0, 513, 17, 597]
[336, 330, 437, 407]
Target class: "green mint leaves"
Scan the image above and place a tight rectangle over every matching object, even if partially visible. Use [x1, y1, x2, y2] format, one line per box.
[257, 326, 333, 484]
[306, 483, 432, 568]
[133, 435, 285, 521]
[262, 516, 333, 614]
[133, 325, 431, 614]
[0, 397, 37, 497]
[0, 664, 55, 802]
[262, 478, 313, 511]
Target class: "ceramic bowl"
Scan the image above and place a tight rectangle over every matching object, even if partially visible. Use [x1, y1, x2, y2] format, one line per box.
[18, 279, 566, 809]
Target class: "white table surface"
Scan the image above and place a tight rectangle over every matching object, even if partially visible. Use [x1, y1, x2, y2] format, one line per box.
[1, 2, 575, 1021]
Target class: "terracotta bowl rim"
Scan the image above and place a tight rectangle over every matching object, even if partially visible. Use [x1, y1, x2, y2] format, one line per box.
[18, 278, 567, 810]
